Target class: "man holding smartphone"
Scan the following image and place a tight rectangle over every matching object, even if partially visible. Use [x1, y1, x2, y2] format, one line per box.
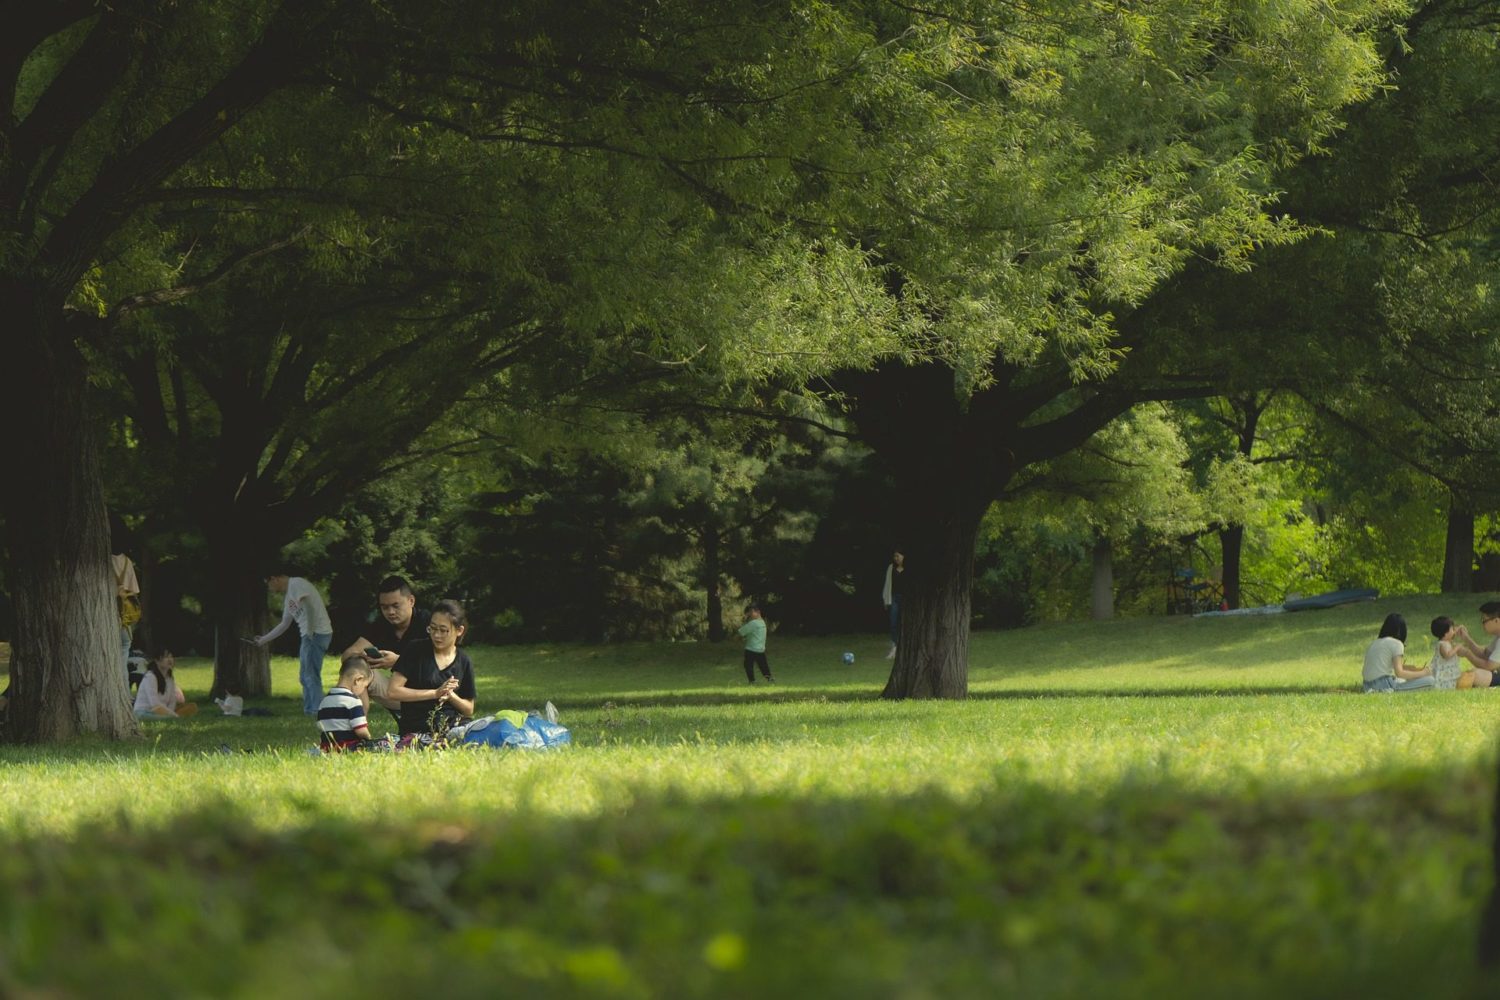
[339, 575, 430, 717]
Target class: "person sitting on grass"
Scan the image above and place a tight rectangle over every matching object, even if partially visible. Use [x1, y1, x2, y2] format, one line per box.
[1447, 601, 1500, 686]
[133, 646, 200, 718]
[385, 599, 476, 735]
[1427, 616, 1496, 690]
[317, 658, 375, 752]
[339, 574, 430, 721]
[738, 603, 773, 685]
[1361, 613, 1434, 693]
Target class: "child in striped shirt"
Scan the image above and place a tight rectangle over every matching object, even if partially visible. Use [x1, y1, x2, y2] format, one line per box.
[317, 658, 374, 752]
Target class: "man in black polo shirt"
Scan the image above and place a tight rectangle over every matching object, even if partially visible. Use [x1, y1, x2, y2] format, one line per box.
[340, 575, 430, 718]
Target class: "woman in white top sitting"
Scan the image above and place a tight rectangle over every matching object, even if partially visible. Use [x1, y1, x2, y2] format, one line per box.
[1362, 613, 1435, 693]
[133, 647, 199, 718]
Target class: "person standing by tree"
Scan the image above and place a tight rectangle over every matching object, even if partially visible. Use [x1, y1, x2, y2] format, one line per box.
[339, 575, 430, 719]
[110, 516, 141, 682]
[249, 572, 333, 716]
[882, 548, 905, 660]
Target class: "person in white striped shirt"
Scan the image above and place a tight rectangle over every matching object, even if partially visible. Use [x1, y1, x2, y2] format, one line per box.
[317, 658, 374, 752]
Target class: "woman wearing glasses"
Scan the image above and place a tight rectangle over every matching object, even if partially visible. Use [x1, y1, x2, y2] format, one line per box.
[385, 599, 476, 734]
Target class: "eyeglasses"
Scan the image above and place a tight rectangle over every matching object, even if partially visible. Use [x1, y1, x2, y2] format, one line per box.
[427, 625, 455, 636]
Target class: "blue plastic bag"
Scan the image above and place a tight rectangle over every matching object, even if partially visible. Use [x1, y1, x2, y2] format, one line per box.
[460, 713, 571, 749]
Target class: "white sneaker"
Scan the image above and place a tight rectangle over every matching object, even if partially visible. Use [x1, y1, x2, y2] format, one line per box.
[886, 644, 897, 659]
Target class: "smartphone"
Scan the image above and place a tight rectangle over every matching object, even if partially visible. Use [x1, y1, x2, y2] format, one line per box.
[364, 646, 382, 658]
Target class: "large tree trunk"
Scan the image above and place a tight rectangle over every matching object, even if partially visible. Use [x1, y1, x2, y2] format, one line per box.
[843, 361, 1012, 701]
[207, 522, 271, 697]
[2, 303, 138, 742]
[1219, 525, 1244, 610]
[704, 522, 725, 642]
[1442, 499, 1474, 593]
[841, 358, 1134, 699]
[1091, 536, 1115, 621]
[880, 486, 985, 700]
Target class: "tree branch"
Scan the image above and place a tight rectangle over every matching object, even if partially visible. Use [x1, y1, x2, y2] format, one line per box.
[110, 226, 313, 319]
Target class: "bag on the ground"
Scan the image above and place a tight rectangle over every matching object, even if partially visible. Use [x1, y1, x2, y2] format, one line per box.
[457, 711, 571, 750]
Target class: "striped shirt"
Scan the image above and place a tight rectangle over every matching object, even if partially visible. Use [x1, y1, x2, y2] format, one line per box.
[317, 687, 368, 751]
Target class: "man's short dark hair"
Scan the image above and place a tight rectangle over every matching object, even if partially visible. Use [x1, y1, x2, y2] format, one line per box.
[377, 575, 414, 597]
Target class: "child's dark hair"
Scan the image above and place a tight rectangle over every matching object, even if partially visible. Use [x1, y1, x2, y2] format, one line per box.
[339, 656, 373, 684]
[1378, 613, 1407, 643]
[746, 603, 761, 615]
[1481, 601, 1500, 619]
[1431, 616, 1454, 640]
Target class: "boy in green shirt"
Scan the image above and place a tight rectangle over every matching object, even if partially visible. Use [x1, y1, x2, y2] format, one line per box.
[737, 604, 773, 684]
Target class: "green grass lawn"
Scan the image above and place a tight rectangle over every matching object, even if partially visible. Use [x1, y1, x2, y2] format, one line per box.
[4, 594, 1500, 998]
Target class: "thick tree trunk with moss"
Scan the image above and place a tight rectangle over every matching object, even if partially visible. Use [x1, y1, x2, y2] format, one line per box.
[2, 300, 138, 742]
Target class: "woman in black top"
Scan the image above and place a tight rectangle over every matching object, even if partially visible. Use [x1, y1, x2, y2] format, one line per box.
[386, 599, 476, 734]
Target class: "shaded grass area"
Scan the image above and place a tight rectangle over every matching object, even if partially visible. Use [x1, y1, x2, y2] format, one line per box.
[2, 771, 1495, 999]
[4, 593, 1500, 996]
